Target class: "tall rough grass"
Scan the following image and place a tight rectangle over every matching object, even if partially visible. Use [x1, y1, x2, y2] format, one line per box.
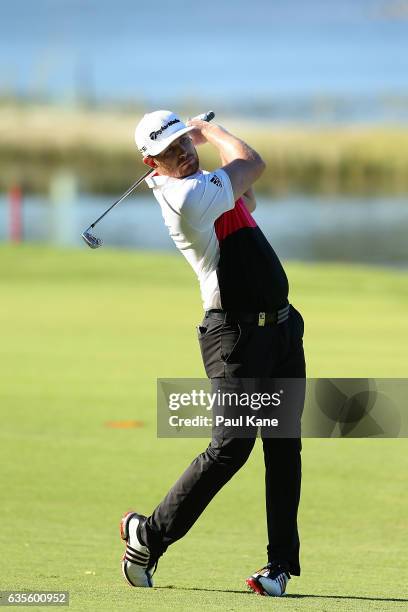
[1, 104, 408, 196]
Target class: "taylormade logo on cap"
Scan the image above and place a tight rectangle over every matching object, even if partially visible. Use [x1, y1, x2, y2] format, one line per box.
[149, 118, 180, 141]
[135, 110, 195, 157]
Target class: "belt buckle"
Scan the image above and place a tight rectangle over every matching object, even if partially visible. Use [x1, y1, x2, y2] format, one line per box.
[258, 312, 266, 327]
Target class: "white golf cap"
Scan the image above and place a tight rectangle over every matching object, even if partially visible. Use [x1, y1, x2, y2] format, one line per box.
[135, 110, 195, 157]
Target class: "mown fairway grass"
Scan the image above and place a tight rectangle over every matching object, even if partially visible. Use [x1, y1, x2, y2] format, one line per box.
[0, 245, 407, 611]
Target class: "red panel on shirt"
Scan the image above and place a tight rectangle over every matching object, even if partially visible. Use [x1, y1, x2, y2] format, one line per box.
[214, 197, 257, 242]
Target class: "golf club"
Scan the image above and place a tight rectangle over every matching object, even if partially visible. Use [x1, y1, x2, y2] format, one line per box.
[82, 110, 215, 249]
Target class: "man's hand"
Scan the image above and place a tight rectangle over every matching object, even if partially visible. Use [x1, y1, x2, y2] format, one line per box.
[186, 118, 212, 146]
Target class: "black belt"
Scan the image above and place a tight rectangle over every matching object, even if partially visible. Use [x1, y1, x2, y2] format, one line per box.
[205, 303, 290, 326]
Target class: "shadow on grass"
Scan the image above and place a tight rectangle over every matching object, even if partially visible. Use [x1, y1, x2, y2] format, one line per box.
[157, 586, 408, 602]
[285, 594, 408, 603]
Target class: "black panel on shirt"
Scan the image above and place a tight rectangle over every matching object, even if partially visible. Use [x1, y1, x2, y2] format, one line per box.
[216, 226, 289, 311]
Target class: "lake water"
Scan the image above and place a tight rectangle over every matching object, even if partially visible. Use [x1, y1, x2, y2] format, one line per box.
[1, 194, 408, 267]
[2, 0, 408, 121]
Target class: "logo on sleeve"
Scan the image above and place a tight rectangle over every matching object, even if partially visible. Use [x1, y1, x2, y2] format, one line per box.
[210, 174, 222, 188]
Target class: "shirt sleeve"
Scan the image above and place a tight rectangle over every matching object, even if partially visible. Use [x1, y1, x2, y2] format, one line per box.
[167, 169, 235, 230]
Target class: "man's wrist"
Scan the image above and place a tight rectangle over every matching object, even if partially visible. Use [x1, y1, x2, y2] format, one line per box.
[201, 123, 226, 138]
[201, 124, 233, 151]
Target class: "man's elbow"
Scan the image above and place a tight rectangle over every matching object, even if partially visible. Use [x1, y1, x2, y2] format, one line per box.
[254, 153, 266, 178]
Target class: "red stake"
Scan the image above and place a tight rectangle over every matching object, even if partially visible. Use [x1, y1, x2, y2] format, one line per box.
[9, 185, 22, 242]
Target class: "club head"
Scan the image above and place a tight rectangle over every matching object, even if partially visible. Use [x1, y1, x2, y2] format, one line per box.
[82, 230, 103, 249]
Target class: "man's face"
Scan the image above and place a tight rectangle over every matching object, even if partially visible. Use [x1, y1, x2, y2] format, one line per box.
[150, 134, 199, 178]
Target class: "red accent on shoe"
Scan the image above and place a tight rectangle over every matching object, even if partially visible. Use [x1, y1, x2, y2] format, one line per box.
[246, 577, 266, 596]
[120, 511, 135, 541]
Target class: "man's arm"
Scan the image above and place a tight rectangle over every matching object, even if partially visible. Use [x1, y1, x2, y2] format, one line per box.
[218, 149, 257, 213]
[186, 120, 265, 202]
[241, 187, 256, 213]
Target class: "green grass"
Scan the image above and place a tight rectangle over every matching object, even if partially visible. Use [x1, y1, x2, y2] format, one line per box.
[0, 244, 407, 611]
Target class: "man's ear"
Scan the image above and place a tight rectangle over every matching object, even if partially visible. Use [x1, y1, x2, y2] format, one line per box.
[143, 156, 157, 169]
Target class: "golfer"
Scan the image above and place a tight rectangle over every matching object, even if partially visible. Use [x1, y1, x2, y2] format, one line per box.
[120, 110, 306, 597]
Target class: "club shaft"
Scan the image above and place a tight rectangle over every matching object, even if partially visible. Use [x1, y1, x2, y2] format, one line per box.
[84, 110, 215, 234]
[87, 168, 154, 231]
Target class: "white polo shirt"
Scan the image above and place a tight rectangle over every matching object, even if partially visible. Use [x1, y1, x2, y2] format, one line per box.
[146, 169, 235, 309]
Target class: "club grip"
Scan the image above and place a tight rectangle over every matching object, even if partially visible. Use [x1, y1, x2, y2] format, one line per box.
[191, 110, 215, 123]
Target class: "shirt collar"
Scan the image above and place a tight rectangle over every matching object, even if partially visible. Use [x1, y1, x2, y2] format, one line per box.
[145, 173, 172, 189]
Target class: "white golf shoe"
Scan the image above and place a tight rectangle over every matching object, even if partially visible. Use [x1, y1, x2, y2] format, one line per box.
[246, 562, 291, 596]
[120, 511, 157, 587]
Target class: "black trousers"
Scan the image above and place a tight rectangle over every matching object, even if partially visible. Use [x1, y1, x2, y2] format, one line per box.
[141, 304, 306, 576]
